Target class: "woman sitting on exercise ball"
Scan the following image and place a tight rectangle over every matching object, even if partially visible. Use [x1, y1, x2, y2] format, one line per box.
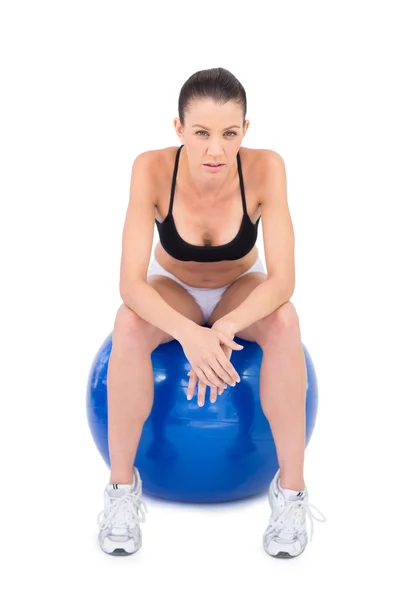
[97, 67, 326, 558]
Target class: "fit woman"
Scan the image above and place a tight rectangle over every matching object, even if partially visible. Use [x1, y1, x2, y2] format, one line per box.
[97, 67, 326, 558]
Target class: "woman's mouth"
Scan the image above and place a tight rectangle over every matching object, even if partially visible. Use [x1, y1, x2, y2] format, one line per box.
[203, 163, 225, 171]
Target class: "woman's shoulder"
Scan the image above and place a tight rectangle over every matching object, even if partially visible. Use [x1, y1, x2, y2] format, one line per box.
[134, 145, 180, 162]
[239, 147, 283, 188]
[132, 146, 178, 178]
[240, 146, 282, 165]
[129, 147, 174, 195]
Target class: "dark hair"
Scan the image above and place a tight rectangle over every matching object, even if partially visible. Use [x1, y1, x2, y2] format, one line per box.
[178, 67, 247, 126]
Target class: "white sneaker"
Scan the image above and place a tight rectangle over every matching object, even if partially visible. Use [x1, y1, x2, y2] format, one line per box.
[262, 469, 326, 558]
[97, 467, 148, 556]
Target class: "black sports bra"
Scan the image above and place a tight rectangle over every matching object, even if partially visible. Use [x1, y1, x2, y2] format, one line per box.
[155, 144, 261, 263]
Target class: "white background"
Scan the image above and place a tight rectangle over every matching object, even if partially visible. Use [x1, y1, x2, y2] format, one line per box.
[2, 1, 399, 598]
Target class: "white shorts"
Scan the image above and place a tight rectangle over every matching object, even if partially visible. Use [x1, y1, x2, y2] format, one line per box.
[147, 256, 266, 322]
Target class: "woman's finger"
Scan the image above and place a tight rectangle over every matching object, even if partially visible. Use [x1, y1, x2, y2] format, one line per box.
[197, 380, 207, 407]
[188, 369, 223, 404]
[200, 363, 226, 387]
[210, 385, 218, 404]
[216, 351, 241, 383]
[194, 366, 217, 388]
[222, 346, 233, 363]
[187, 372, 198, 400]
[208, 357, 236, 387]
[216, 332, 244, 351]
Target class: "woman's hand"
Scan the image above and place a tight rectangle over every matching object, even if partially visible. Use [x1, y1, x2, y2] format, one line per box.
[211, 318, 237, 364]
[180, 324, 242, 405]
[186, 319, 240, 407]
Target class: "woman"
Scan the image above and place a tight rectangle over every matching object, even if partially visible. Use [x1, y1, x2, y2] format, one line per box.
[97, 67, 326, 558]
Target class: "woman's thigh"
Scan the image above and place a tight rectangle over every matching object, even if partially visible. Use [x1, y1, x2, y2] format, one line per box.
[117, 275, 205, 349]
[114, 276, 205, 351]
[208, 272, 267, 329]
[147, 274, 205, 334]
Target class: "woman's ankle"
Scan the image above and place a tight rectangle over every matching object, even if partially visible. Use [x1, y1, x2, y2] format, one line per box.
[109, 467, 135, 485]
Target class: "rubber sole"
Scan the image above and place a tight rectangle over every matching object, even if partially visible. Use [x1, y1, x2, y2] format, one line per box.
[99, 533, 142, 557]
[100, 544, 141, 557]
[263, 536, 306, 559]
[272, 548, 305, 559]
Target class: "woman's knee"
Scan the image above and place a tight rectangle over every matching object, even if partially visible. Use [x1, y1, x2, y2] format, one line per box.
[270, 301, 300, 331]
[112, 303, 169, 351]
[255, 301, 300, 343]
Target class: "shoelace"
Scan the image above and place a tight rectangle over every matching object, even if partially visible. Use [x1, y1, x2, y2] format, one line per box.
[97, 491, 148, 531]
[273, 499, 326, 542]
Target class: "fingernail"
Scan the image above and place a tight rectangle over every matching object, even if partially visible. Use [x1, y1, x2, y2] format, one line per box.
[236, 377, 241, 383]
[187, 395, 192, 400]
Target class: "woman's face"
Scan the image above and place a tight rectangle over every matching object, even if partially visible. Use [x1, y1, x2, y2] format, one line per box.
[174, 97, 249, 176]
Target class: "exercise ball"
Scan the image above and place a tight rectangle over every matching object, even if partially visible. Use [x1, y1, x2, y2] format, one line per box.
[87, 332, 318, 503]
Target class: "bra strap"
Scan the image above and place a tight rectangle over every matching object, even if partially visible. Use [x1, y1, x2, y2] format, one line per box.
[237, 151, 247, 214]
[168, 144, 184, 215]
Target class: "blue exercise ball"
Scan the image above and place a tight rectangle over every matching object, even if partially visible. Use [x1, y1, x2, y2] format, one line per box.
[87, 332, 318, 503]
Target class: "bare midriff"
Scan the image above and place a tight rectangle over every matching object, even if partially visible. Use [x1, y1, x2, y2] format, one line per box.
[154, 244, 259, 288]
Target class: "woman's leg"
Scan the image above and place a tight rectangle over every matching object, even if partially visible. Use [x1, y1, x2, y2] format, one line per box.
[108, 275, 204, 484]
[240, 303, 306, 491]
[208, 273, 306, 491]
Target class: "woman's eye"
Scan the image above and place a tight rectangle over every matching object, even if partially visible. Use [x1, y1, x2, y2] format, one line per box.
[195, 131, 237, 137]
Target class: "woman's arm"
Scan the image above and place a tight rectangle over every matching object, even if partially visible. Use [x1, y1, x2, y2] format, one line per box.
[218, 151, 295, 333]
[119, 152, 198, 343]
